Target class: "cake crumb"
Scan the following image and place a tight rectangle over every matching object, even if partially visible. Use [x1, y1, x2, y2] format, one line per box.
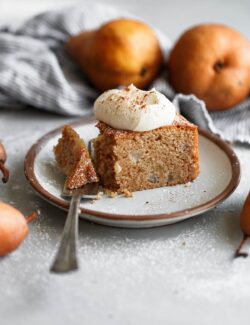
[104, 189, 133, 198]
[184, 182, 191, 187]
[122, 189, 133, 198]
[105, 189, 118, 198]
[96, 191, 104, 200]
[90, 191, 103, 204]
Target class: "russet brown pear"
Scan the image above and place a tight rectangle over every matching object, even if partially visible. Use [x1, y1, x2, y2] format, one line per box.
[168, 24, 250, 111]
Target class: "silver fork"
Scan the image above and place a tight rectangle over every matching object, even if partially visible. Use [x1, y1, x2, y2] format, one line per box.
[50, 182, 99, 273]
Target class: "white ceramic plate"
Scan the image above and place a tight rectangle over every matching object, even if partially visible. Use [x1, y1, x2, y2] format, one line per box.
[24, 117, 240, 228]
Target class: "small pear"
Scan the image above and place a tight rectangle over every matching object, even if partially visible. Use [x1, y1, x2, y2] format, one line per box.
[168, 24, 250, 111]
[235, 192, 250, 258]
[66, 19, 163, 91]
[0, 202, 38, 256]
[0, 142, 9, 183]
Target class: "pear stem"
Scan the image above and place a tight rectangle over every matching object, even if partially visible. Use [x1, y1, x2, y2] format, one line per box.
[234, 234, 249, 258]
[26, 210, 40, 224]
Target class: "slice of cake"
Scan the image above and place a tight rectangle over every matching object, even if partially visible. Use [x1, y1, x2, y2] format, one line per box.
[93, 84, 199, 193]
[54, 125, 98, 189]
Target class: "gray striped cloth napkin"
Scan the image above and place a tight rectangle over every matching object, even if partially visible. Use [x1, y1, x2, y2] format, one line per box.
[0, 3, 249, 144]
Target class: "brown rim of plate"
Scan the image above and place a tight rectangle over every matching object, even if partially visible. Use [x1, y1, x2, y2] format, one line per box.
[24, 116, 241, 222]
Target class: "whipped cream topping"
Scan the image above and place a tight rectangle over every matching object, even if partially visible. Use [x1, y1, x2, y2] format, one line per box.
[93, 84, 176, 132]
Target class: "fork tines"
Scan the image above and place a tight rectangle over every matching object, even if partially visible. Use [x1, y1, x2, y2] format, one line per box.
[62, 182, 100, 199]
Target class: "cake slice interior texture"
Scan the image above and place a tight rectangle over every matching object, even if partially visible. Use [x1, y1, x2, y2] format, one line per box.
[93, 114, 199, 193]
[54, 125, 98, 189]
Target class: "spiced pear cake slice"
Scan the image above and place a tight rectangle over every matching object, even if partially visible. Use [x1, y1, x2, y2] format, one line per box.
[54, 125, 98, 190]
[93, 84, 199, 193]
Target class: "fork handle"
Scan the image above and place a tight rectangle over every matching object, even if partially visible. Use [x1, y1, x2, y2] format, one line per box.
[50, 194, 81, 273]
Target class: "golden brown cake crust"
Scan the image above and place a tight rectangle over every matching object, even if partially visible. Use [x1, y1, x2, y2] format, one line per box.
[54, 125, 98, 189]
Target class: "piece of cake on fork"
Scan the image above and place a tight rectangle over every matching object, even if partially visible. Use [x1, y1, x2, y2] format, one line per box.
[54, 125, 98, 189]
[92, 84, 199, 193]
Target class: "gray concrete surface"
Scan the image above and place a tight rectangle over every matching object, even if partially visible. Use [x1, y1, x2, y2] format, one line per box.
[1, 1, 250, 324]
